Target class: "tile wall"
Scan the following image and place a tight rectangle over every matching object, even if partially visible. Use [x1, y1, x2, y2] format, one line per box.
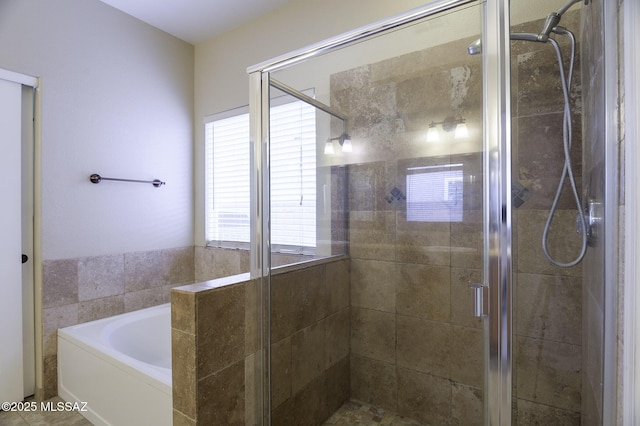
[511, 11, 583, 424]
[325, 11, 584, 425]
[41, 246, 194, 400]
[329, 36, 486, 426]
[171, 257, 350, 426]
[270, 259, 351, 425]
[171, 274, 257, 426]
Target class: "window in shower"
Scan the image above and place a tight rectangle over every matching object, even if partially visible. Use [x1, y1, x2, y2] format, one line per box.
[406, 163, 464, 222]
[205, 99, 317, 251]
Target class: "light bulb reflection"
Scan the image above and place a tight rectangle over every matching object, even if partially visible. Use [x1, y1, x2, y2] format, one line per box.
[324, 141, 334, 155]
[341, 138, 352, 152]
[454, 122, 469, 139]
[426, 126, 440, 142]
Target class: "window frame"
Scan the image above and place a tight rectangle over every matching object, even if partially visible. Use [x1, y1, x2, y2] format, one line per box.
[204, 93, 317, 253]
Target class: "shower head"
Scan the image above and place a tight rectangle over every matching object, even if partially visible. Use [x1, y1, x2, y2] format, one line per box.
[467, 38, 482, 55]
[466, 33, 541, 55]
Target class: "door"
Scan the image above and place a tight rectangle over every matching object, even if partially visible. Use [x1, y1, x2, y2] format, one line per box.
[249, 0, 514, 424]
[0, 77, 25, 403]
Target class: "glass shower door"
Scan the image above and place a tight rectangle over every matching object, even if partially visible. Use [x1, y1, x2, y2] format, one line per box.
[248, 1, 513, 424]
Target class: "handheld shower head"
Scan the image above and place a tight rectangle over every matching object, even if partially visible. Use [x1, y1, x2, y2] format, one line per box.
[537, 12, 561, 42]
[538, 0, 585, 41]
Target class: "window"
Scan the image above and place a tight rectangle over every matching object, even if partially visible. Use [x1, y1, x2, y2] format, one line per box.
[205, 98, 316, 251]
[406, 163, 464, 222]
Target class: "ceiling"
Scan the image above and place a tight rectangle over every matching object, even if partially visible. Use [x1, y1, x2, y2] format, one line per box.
[98, 0, 293, 45]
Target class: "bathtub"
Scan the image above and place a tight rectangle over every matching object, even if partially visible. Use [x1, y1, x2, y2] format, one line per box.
[58, 303, 172, 426]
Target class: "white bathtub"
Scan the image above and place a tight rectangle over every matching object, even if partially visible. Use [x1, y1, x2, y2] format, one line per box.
[58, 303, 172, 426]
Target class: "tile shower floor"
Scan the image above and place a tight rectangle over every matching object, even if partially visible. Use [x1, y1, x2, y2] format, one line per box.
[0, 397, 91, 426]
[323, 400, 423, 426]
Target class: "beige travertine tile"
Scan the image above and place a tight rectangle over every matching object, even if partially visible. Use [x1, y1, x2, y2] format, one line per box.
[583, 290, 604, 413]
[291, 321, 327, 395]
[330, 64, 370, 94]
[516, 273, 582, 345]
[172, 329, 196, 419]
[516, 398, 580, 426]
[395, 68, 456, 133]
[515, 336, 581, 412]
[450, 211, 483, 269]
[397, 368, 451, 426]
[350, 307, 396, 364]
[271, 336, 292, 410]
[43, 259, 78, 308]
[450, 325, 483, 388]
[515, 113, 582, 210]
[397, 316, 450, 378]
[325, 259, 350, 314]
[124, 250, 164, 292]
[325, 357, 350, 418]
[42, 354, 58, 400]
[271, 253, 314, 268]
[350, 355, 397, 411]
[450, 267, 483, 329]
[451, 382, 483, 426]
[195, 246, 248, 282]
[173, 409, 196, 426]
[196, 283, 245, 378]
[43, 303, 78, 357]
[516, 44, 582, 117]
[396, 216, 451, 267]
[163, 246, 195, 285]
[197, 360, 245, 426]
[271, 265, 327, 339]
[163, 283, 188, 303]
[270, 270, 295, 343]
[350, 259, 396, 313]
[349, 211, 396, 261]
[244, 353, 257, 426]
[292, 374, 330, 425]
[171, 289, 195, 334]
[516, 209, 583, 277]
[78, 295, 124, 323]
[244, 279, 259, 355]
[324, 308, 350, 367]
[124, 287, 165, 312]
[396, 263, 450, 321]
[271, 397, 295, 426]
[347, 161, 394, 213]
[77, 254, 124, 301]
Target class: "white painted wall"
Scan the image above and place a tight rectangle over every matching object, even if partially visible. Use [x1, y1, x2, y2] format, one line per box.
[0, 0, 194, 260]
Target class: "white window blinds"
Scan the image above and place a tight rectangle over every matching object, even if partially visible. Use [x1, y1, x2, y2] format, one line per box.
[205, 99, 316, 250]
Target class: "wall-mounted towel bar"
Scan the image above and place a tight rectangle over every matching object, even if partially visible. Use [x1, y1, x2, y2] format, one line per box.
[89, 174, 165, 187]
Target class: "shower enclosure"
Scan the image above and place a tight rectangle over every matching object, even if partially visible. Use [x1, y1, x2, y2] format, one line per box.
[246, 0, 597, 424]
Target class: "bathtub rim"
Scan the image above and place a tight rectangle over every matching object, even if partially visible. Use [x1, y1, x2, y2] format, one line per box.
[57, 303, 172, 395]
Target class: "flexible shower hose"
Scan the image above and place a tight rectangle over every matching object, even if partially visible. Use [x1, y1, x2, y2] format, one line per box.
[541, 30, 588, 267]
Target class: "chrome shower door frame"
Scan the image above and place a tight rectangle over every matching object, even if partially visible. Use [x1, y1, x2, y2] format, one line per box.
[482, 1, 512, 425]
[247, 0, 513, 424]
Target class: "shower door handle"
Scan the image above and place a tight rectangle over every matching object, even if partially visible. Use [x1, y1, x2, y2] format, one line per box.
[471, 284, 487, 317]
